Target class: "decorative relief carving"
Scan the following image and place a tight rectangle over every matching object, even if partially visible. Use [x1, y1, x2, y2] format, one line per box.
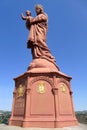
[17, 84, 25, 98]
[37, 82, 46, 94]
[60, 84, 66, 93]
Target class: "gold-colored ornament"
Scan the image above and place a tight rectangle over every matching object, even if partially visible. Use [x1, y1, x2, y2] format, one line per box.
[17, 84, 24, 97]
[37, 82, 45, 94]
[61, 84, 66, 92]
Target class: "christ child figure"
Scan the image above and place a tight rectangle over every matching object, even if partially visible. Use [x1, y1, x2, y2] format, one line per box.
[21, 10, 35, 47]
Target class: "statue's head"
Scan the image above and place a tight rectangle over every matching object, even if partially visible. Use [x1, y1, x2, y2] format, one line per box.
[35, 4, 44, 15]
[26, 10, 31, 16]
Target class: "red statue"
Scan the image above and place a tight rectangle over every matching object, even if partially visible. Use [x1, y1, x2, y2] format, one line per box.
[21, 4, 57, 66]
[9, 5, 78, 128]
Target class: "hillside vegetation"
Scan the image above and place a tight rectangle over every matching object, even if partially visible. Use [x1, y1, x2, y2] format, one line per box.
[0, 110, 11, 124]
[75, 111, 87, 124]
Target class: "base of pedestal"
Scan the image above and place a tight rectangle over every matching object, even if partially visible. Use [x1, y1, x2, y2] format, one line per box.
[9, 118, 78, 128]
[9, 70, 78, 128]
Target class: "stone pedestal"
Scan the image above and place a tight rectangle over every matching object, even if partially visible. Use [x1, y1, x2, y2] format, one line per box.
[9, 66, 78, 128]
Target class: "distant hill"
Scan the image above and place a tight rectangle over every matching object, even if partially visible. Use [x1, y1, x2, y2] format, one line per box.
[75, 110, 87, 124]
[0, 110, 11, 113]
[0, 110, 11, 124]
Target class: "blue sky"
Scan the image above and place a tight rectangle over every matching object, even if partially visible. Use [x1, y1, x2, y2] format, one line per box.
[0, 0, 87, 111]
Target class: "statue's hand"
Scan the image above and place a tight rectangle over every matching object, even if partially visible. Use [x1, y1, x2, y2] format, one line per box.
[21, 13, 25, 20]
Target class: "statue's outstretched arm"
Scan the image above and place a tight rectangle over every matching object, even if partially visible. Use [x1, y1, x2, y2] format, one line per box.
[21, 13, 27, 20]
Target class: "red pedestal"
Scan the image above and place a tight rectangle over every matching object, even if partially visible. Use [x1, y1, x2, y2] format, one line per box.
[9, 68, 78, 128]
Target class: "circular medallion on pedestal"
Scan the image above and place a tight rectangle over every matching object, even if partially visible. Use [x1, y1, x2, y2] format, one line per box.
[17, 84, 24, 98]
[37, 82, 45, 94]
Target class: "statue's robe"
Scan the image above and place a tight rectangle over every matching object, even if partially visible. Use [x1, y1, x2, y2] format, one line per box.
[26, 13, 56, 64]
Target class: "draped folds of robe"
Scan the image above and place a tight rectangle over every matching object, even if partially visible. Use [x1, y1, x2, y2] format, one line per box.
[26, 13, 56, 64]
